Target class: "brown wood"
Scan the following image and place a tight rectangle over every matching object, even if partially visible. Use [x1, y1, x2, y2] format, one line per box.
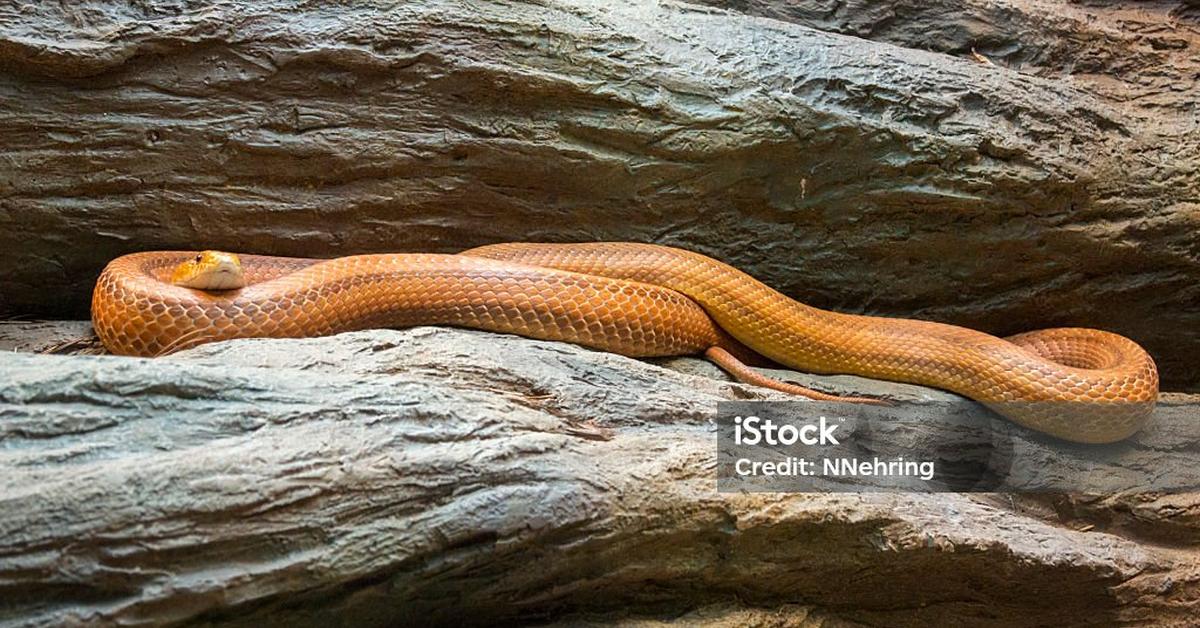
[1, 1, 1198, 390]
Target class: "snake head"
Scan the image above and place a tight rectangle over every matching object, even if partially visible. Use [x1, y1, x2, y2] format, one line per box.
[170, 250, 246, 290]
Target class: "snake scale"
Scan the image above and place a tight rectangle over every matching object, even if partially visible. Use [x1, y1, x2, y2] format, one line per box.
[91, 243, 1159, 443]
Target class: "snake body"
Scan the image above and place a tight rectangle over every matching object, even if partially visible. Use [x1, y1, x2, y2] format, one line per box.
[92, 251, 741, 359]
[92, 243, 1159, 443]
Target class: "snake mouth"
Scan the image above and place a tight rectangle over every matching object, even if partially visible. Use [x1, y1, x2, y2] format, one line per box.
[203, 265, 244, 290]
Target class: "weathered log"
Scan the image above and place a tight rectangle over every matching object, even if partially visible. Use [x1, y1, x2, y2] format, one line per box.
[1, 327, 1197, 626]
[0, 0, 1198, 389]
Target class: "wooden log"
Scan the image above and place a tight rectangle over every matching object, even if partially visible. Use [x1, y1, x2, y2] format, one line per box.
[1, 328, 1197, 626]
[0, 0, 1198, 389]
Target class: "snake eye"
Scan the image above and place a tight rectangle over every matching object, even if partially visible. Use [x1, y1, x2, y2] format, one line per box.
[194, 254, 203, 263]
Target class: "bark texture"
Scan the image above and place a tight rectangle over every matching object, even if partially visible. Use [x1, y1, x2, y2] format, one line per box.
[1, 0, 1198, 389]
[1, 327, 1198, 627]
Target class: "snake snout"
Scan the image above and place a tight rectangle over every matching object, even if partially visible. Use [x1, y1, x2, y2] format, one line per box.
[171, 250, 246, 290]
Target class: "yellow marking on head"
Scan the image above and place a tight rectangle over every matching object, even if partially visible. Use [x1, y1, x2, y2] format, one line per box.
[170, 251, 246, 290]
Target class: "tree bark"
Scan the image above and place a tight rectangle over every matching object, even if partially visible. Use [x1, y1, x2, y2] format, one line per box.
[0, 0, 1198, 390]
[1, 327, 1197, 627]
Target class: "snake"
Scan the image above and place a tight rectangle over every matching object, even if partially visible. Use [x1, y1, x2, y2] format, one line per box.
[91, 243, 1159, 443]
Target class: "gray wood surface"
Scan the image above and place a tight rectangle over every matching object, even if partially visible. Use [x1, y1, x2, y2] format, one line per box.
[2, 327, 1197, 626]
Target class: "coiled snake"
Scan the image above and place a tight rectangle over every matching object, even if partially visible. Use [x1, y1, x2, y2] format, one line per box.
[91, 243, 1158, 443]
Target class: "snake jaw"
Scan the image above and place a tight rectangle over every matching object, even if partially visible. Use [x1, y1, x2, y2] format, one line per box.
[170, 251, 246, 290]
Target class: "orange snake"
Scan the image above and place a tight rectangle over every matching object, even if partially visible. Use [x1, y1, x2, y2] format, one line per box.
[91, 243, 1158, 443]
